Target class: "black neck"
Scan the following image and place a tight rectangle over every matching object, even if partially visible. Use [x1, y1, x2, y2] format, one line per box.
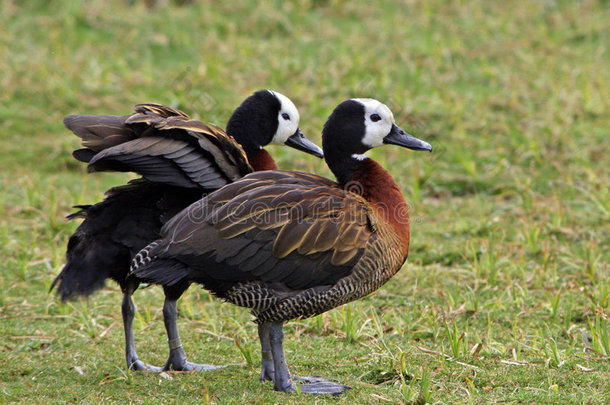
[225, 117, 260, 154]
[324, 149, 365, 186]
[237, 141, 261, 155]
[322, 100, 370, 186]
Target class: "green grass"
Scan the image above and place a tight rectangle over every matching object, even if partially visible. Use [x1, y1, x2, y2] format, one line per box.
[1, 0, 608, 403]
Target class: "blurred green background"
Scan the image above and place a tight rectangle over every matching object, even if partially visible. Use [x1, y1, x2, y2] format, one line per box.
[0, 1, 608, 404]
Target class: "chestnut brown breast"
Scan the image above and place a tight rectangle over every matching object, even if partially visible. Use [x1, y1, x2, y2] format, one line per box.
[246, 149, 279, 171]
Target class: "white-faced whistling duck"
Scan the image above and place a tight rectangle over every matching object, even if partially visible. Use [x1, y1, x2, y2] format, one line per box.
[129, 98, 432, 394]
[51, 90, 323, 372]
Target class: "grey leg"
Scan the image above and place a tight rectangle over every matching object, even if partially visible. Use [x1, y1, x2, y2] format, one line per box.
[269, 322, 293, 392]
[162, 297, 224, 371]
[268, 322, 351, 395]
[122, 289, 162, 372]
[258, 323, 274, 382]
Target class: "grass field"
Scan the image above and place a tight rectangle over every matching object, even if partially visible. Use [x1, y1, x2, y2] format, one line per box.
[1, 0, 608, 403]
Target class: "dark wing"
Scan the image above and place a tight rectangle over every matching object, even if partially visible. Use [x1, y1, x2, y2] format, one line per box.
[140, 171, 376, 292]
[65, 104, 252, 190]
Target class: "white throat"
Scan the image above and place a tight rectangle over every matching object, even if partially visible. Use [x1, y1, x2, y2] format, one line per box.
[351, 153, 369, 161]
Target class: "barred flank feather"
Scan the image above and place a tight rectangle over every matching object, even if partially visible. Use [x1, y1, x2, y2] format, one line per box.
[130, 241, 159, 273]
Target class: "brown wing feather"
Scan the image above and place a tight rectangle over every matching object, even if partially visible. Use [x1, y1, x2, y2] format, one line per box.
[153, 170, 376, 289]
[63, 115, 135, 153]
[125, 104, 251, 178]
[87, 137, 226, 189]
[133, 103, 189, 118]
[65, 103, 252, 189]
[273, 220, 314, 258]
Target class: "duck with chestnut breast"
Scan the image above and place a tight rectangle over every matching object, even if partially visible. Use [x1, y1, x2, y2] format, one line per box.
[51, 90, 323, 372]
[128, 98, 431, 394]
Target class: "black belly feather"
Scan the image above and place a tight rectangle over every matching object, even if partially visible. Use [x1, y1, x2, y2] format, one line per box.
[51, 180, 201, 300]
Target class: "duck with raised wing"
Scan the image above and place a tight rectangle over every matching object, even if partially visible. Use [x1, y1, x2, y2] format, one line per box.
[51, 90, 323, 372]
[129, 98, 431, 394]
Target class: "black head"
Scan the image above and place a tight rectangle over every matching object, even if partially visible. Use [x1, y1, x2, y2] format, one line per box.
[226, 90, 323, 157]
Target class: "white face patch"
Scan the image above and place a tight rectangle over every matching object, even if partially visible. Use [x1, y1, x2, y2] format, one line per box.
[269, 90, 300, 145]
[352, 98, 395, 148]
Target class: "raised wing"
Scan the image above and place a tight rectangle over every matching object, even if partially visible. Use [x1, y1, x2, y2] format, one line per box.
[149, 171, 376, 291]
[65, 104, 252, 190]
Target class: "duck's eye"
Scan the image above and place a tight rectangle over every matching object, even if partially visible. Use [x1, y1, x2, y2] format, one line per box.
[370, 114, 381, 122]
[281, 113, 290, 120]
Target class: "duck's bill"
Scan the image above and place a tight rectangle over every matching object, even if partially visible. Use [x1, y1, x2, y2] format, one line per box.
[285, 128, 324, 158]
[383, 124, 432, 152]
